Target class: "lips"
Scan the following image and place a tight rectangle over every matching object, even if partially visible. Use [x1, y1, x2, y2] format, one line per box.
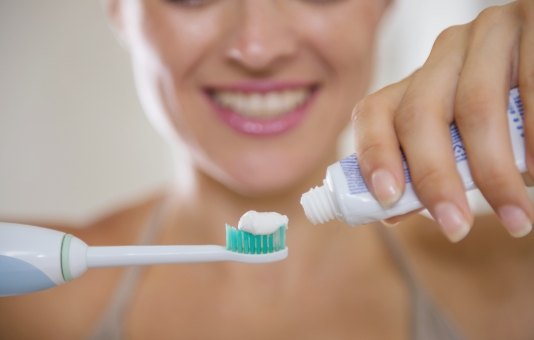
[205, 82, 318, 136]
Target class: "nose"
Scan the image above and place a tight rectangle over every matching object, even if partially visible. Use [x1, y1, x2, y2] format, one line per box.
[226, 2, 298, 71]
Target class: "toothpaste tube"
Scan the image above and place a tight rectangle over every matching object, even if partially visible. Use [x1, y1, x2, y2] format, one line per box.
[301, 88, 525, 225]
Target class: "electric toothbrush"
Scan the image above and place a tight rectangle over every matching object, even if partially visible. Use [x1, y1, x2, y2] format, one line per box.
[0, 219, 288, 297]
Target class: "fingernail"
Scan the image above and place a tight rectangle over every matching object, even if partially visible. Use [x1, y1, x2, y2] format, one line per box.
[497, 205, 532, 238]
[371, 169, 401, 207]
[380, 219, 399, 228]
[433, 202, 470, 242]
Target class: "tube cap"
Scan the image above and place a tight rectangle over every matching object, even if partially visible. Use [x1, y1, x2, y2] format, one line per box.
[300, 185, 337, 224]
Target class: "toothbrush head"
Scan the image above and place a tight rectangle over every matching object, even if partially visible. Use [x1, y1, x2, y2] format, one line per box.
[225, 224, 287, 254]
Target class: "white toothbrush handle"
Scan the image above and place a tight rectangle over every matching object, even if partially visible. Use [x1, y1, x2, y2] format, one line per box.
[87, 245, 288, 266]
[0, 223, 78, 296]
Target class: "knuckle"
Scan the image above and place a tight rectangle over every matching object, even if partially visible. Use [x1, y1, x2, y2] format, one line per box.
[394, 98, 428, 136]
[352, 99, 385, 157]
[472, 165, 514, 190]
[351, 91, 387, 122]
[471, 5, 517, 38]
[351, 97, 372, 125]
[412, 167, 451, 200]
[454, 88, 494, 127]
[356, 143, 386, 173]
[352, 81, 406, 124]
[351, 94, 387, 134]
[429, 25, 469, 65]
[474, 6, 508, 28]
[433, 24, 465, 47]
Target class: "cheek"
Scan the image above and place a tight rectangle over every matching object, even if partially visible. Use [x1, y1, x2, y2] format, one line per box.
[329, 23, 377, 86]
[300, 4, 382, 82]
[131, 7, 231, 140]
[145, 20, 216, 87]
[299, 11, 383, 149]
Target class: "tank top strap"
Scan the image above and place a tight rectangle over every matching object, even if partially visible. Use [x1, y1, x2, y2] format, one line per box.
[375, 223, 465, 340]
[88, 195, 171, 340]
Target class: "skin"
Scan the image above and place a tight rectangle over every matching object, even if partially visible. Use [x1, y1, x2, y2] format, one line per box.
[1, 1, 534, 339]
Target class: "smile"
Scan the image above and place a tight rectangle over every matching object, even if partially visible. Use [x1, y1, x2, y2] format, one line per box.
[214, 88, 309, 118]
[205, 83, 318, 136]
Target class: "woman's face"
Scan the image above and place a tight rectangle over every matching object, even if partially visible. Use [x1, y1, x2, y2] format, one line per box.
[113, 0, 388, 196]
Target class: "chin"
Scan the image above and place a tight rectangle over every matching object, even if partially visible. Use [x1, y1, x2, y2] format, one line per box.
[221, 161, 317, 198]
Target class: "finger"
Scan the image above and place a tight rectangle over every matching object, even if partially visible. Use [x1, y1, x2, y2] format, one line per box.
[352, 79, 409, 207]
[395, 25, 473, 242]
[381, 208, 425, 226]
[455, 6, 533, 238]
[519, 0, 534, 179]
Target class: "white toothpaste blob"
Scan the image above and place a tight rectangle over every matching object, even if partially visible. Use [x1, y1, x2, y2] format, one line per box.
[237, 210, 288, 235]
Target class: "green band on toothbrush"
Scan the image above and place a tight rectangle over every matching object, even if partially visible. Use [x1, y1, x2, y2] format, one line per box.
[60, 234, 74, 281]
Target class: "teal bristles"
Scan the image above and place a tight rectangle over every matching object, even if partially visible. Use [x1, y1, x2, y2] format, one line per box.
[225, 224, 287, 254]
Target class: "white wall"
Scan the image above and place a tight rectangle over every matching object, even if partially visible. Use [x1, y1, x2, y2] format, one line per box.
[0, 1, 510, 224]
[373, 0, 511, 90]
[0, 1, 174, 224]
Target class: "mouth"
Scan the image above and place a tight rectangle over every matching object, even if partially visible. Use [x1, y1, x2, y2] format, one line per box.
[205, 83, 319, 136]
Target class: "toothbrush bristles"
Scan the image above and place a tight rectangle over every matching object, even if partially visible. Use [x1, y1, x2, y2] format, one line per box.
[225, 225, 287, 254]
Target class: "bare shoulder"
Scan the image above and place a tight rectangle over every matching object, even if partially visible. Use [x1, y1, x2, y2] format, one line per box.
[1, 190, 165, 241]
[74, 191, 166, 245]
[0, 191, 166, 339]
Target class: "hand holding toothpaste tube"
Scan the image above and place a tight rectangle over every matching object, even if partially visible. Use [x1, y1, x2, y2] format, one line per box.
[351, 1, 534, 242]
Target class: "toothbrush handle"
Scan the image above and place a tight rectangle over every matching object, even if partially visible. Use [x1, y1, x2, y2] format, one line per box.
[0, 223, 67, 296]
[87, 245, 238, 267]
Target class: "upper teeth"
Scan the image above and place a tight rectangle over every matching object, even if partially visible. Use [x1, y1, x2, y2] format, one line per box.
[213, 89, 309, 118]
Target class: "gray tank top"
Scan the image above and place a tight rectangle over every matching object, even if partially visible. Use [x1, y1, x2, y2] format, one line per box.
[376, 224, 465, 340]
[89, 203, 464, 340]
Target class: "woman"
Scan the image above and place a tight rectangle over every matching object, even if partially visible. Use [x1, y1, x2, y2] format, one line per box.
[1, 0, 533, 339]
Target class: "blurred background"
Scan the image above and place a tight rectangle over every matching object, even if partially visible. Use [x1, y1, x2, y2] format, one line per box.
[0, 0, 509, 225]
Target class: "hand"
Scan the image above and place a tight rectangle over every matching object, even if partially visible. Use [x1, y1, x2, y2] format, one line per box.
[352, 1, 534, 242]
